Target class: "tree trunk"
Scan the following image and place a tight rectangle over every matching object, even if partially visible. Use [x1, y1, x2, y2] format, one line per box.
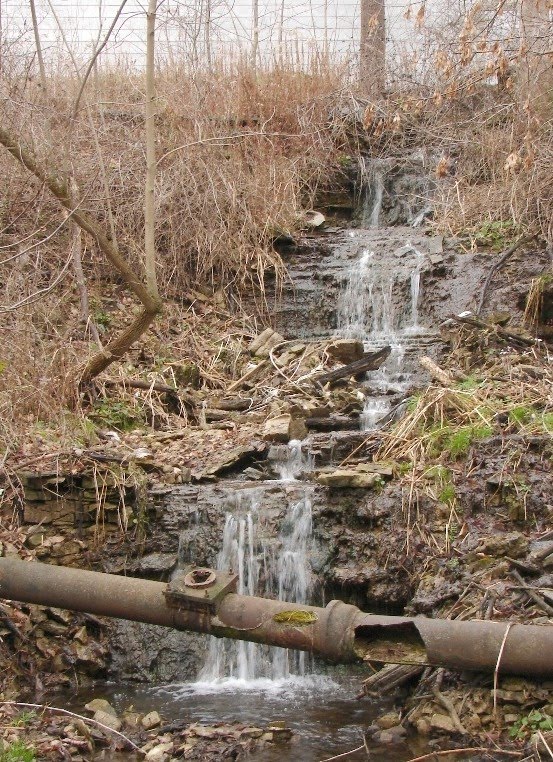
[359, 0, 386, 96]
[144, 0, 159, 300]
[0, 127, 162, 384]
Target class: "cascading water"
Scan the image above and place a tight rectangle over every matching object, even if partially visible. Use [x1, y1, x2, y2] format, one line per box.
[197, 486, 314, 684]
[337, 239, 428, 430]
[271, 439, 312, 482]
[358, 157, 388, 228]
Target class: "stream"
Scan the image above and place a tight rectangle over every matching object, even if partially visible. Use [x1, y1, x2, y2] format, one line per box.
[68, 163, 448, 758]
[58, 673, 431, 761]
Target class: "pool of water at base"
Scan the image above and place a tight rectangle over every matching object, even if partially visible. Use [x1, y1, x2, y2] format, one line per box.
[56, 669, 431, 762]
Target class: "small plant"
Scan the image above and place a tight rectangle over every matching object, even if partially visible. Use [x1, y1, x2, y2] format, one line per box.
[471, 220, 517, 251]
[455, 376, 482, 391]
[12, 711, 37, 727]
[0, 740, 36, 762]
[394, 461, 412, 476]
[92, 310, 112, 329]
[406, 393, 422, 413]
[509, 710, 553, 739]
[509, 405, 537, 427]
[439, 483, 456, 505]
[90, 399, 144, 432]
[445, 424, 493, 459]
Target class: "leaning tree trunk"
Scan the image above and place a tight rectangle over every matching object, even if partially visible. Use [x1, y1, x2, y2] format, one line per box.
[0, 0, 162, 386]
[0, 124, 162, 385]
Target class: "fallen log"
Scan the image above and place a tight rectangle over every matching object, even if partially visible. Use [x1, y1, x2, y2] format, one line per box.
[358, 664, 424, 699]
[1, 557, 553, 678]
[210, 397, 253, 411]
[314, 346, 391, 386]
[305, 415, 360, 432]
[449, 314, 538, 348]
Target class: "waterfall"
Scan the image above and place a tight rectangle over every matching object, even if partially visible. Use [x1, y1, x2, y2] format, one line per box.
[197, 488, 314, 683]
[337, 239, 427, 430]
[272, 439, 311, 482]
[358, 158, 387, 228]
[406, 245, 425, 333]
[336, 249, 397, 340]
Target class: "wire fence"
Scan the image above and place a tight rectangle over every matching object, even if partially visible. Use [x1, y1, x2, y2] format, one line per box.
[1, 0, 424, 70]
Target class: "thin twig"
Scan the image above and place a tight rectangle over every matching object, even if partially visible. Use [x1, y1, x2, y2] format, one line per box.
[404, 747, 522, 762]
[432, 687, 467, 734]
[319, 745, 366, 762]
[72, 0, 129, 118]
[538, 731, 553, 760]
[476, 235, 533, 316]
[0, 701, 144, 755]
[494, 622, 513, 713]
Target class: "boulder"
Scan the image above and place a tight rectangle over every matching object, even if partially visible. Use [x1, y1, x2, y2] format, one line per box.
[326, 339, 364, 364]
[141, 711, 162, 730]
[313, 464, 392, 489]
[314, 470, 380, 488]
[85, 698, 118, 717]
[262, 414, 307, 443]
[430, 713, 455, 733]
[93, 710, 122, 732]
[249, 328, 285, 357]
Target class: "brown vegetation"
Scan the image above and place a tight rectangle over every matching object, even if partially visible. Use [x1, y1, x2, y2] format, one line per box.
[1, 2, 552, 452]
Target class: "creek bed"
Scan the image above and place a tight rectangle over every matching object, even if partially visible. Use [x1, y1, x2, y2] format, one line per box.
[54, 669, 430, 761]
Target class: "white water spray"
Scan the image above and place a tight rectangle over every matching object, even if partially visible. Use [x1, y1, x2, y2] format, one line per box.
[337, 239, 427, 430]
[198, 488, 314, 683]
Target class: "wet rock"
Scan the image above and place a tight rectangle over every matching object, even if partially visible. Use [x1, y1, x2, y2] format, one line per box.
[142, 711, 162, 730]
[374, 725, 406, 743]
[262, 414, 307, 443]
[84, 698, 117, 717]
[93, 709, 122, 731]
[475, 532, 528, 559]
[137, 552, 178, 574]
[145, 742, 174, 761]
[39, 619, 68, 636]
[197, 443, 265, 479]
[73, 641, 107, 674]
[122, 710, 142, 728]
[326, 339, 364, 364]
[24, 526, 48, 548]
[415, 718, 431, 735]
[313, 464, 392, 489]
[376, 711, 402, 729]
[314, 469, 379, 488]
[249, 328, 285, 357]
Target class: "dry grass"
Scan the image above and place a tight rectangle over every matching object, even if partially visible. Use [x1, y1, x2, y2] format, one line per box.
[1, 14, 552, 450]
[0, 57, 349, 447]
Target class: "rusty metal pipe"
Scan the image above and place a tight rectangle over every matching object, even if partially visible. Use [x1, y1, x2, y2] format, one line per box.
[1, 558, 553, 677]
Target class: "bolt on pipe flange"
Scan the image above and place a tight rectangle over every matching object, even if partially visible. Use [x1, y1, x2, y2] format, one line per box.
[184, 568, 217, 588]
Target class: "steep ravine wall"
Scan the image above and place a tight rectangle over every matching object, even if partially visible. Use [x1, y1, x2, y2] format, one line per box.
[14, 231, 552, 684]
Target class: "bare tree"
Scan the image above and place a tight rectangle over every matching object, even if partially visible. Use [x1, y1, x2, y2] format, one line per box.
[0, 0, 162, 385]
[29, 0, 47, 92]
[144, 0, 159, 300]
[251, 0, 259, 67]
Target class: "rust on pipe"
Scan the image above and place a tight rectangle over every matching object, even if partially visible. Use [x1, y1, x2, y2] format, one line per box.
[1, 557, 553, 678]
